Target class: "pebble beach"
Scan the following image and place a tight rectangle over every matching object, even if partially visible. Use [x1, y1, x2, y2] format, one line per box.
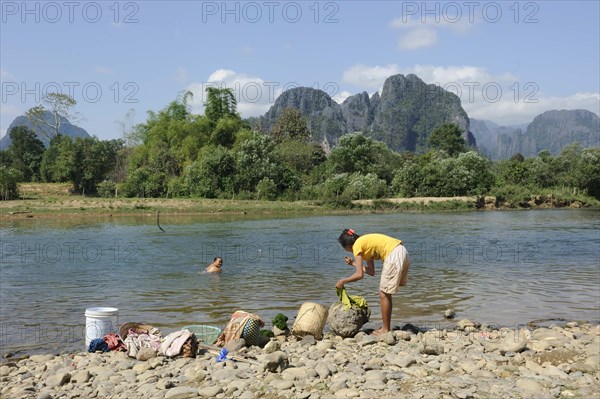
[1, 320, 599, 399]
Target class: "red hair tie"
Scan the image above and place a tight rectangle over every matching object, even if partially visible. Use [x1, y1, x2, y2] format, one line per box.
[347, 229, 355, 236]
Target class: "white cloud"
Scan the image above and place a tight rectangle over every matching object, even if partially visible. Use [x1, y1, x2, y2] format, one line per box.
[466, 92, 600, 125]
[398, 27, 438, 50]
[187, 69, 284, 117]
[390, 14, 475, 51]
[341, 64, 600, 125]
[400, 65, 518, 86]
[332, 90, 353, 104]
[342, 64, 402, 89]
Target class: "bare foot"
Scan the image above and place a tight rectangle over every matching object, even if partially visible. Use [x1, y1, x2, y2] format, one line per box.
[371, 328, 389, 336]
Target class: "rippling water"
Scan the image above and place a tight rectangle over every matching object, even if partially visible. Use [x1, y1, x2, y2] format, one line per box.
[1, 209, 599, 355]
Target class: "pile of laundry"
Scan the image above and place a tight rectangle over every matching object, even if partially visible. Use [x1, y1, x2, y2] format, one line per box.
[87, 322, 198, 359]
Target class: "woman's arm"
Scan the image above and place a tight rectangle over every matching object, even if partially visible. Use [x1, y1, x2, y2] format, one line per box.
[336, 254, 365, 288]
[364, 260, 375, 276]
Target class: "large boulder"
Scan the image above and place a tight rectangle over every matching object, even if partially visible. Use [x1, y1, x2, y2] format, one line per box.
[327, 301, 370, 338]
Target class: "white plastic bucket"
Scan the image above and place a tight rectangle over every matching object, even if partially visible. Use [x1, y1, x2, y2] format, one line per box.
[85, 307, 119, 349]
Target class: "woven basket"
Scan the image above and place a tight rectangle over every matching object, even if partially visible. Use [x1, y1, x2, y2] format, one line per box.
[242, 319, 261, 347]
[119, 322, 159, 340]
[291, 302, 328, 340]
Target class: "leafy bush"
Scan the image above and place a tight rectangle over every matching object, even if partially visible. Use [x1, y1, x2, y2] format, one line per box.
[97, 180, 116, 198]
[183, 145, 235, 198]
[344, 173, 388, 199]
[0, 167, 22, 200]
[315, 173, 350, 200]
[256, 178, 277, 200]
[123, 167, 168, 198]
[392, 151, 493, 197]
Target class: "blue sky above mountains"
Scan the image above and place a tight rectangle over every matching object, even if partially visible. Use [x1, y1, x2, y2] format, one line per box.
[1, 1, 598, 140]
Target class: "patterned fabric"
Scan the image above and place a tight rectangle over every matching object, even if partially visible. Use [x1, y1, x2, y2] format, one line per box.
[215, 310, 264, 347]
[103, 333, 127, 351]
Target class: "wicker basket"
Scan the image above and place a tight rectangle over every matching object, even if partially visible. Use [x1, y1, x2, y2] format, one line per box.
[291, 302, 328, 340]
[119, 322, 160, 340]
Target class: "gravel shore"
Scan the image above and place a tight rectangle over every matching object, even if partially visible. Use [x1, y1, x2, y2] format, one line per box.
[1, 320, 598, 399]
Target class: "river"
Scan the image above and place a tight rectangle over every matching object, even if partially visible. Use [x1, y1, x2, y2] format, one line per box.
[1, 209, 598, 355]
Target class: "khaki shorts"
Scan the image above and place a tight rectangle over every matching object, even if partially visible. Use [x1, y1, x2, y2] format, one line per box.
[380, 244, 410, 294]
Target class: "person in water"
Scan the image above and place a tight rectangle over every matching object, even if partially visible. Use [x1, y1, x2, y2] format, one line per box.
[337, 228, 410, 336]
[205, 257, 223, 273]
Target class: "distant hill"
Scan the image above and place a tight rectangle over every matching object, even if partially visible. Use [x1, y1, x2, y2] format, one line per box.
[258, 73, 476, 153]
[1, 111, 90, 150]
[471, 110, 600, 160]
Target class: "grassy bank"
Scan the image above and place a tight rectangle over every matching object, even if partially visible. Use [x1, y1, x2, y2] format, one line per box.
[1, 183, 598, 219]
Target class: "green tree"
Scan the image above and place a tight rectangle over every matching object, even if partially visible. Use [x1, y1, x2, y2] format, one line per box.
[233, 133, 300, 198]
[510, 152, 525, 162]
[393, 150, 493, 197]
[437, 152, 494, 196]
[315, 173, 351, 200]
[494, 158, 529, 187]
[428, 123, 467, 157]
[573, 147, 600, 198]
[184, 145, 236, 197]
[326, 133, 402, 183]
[210, 117, 240, 148]
[204, 87, 238, 124]
[256, 178, 277, 200]
[391, 160, 423, 197]
[40, 134, 74, 183]
[273, 140, 326, 175]
[0, 151, 10, 167]
[25, 93, 79, 139]
[344, 173, 388, 199]
[0, 166, 22, 200]
[6, 126, 46, 181]
[270, 108, 311, 143]
[553, 144, 600, 199]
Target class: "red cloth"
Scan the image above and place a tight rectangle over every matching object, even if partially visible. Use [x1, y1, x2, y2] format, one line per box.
[103, 333, 127, 351]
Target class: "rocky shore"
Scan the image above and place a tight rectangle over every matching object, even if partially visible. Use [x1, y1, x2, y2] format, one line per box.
[1, 320, 598, 399]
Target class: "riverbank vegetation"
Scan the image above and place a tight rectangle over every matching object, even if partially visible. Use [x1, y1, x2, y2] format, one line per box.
[1, 90, 598, 213]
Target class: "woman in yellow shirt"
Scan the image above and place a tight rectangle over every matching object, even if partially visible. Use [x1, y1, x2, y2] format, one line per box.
[337, 228, 410, 336]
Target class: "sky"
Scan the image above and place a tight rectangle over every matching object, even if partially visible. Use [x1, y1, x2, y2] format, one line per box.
[1, 0, 599, 141]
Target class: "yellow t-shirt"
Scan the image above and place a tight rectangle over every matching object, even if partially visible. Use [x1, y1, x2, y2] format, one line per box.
[353, 234, 402, 261]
